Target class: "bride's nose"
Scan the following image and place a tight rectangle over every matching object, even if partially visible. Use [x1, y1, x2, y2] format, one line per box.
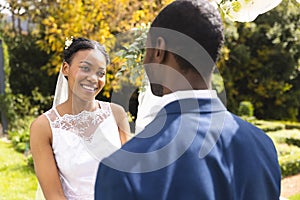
[86, 73, 98, 82]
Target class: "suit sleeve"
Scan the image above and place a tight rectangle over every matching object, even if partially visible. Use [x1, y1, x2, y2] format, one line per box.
[95, 162, 135, 200]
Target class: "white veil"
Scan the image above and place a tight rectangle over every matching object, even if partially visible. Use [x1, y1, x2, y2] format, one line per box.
[52, 66, 68, 107]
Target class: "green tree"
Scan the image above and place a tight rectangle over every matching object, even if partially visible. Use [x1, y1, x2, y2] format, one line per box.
[219, 0, 300, 120]
[0, 0, 57, 118]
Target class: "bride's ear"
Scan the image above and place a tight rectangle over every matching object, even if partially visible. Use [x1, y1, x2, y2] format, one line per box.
[62, 61, 70, 77]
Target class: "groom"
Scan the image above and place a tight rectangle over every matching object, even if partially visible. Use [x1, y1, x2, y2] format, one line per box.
[95, 0, 281, 199]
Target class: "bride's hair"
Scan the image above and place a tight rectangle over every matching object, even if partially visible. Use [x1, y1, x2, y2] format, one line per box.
[63, 37, 110, 65]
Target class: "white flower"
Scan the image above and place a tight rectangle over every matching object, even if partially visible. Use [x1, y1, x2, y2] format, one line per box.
[208, 0, 221, 8]
[210, 0, 222, 4]
[64, 36, 74, 50]
[219, 0, 282, 22]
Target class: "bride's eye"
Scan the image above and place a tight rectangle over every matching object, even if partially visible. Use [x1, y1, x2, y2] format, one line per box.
[97, 71, 106, 77]
[80, 66, 90, 72]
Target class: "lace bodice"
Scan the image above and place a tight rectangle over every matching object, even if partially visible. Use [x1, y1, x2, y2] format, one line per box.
[46, 102, 111, 142]
[44, 100, 121, 200]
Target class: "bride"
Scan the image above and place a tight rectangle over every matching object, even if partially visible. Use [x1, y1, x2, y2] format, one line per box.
[30, 37, 130, 199]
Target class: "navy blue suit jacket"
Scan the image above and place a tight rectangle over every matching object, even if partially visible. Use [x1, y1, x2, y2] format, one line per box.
[95, 98, 281, 200]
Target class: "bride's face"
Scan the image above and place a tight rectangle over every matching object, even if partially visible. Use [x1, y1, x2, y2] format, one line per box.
[63, 49, 107, 101]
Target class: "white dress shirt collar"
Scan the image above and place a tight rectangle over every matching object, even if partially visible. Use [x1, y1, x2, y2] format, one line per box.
[135, 90, 218, 134]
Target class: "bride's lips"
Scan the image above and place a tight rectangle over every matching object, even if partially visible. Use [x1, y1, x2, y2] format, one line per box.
[81, 84, 98, 92]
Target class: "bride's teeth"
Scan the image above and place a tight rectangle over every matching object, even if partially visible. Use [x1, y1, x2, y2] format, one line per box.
[82, 85, 95, 91]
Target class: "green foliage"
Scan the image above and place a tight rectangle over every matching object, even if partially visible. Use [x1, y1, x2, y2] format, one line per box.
[274, 143, 300, 179]
[0, 32, 54, 142]
[0, 37, 10, 133]
[0, 37, 10, 89]
[0, 87, 50, 162]
[269, 129, 300, 143]
[26, 153, 34, 168]
[6, 94, 35, 153]
[238, 101, 254, 117]
[2, 34, 57, 97]
[279, 150, 300, 178]
[8, 124, 30, 153]
[219, 0, 300, 121]
[265, 123, 300, 178]
[114, 24, 149, 91]
[1, 88, 51, 131]
[0, 32, 55, 136]
[285, 123, 300, 130]
[286, 138, 300, 148]
[2, 89, 51, 164]
[250, 120, 285, 132]
[212, 72, 226, 95]
[271, 129, 300, 148]
[2, 92, 36, 164]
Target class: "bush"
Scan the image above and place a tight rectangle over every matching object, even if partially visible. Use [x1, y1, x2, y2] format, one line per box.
[27, 154, 34, 168]
[275, 143, 300, 156]
[279, 152, 300, 178]
[8, 116, 33, 155]
[268, 129, 300, 146]
[238, 101, 254, 117]
[8, 128, 30, 153]
[267, 129, 300, 173]
[285, 123, 300, 130]
[286, 138, 300, 148]
[253, 120, 285, 132]
[7, 115, 35, 167]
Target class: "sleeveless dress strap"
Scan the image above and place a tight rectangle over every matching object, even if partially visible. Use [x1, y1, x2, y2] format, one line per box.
[44, 108, 60, 123]
[98, 101, 111, 111]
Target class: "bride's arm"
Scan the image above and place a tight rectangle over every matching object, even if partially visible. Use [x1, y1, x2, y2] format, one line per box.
[110, 103, 132, 145]
[30, 115, 67, 200]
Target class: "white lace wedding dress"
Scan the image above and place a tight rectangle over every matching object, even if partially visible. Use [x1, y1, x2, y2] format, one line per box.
[35, 100, 121, 200]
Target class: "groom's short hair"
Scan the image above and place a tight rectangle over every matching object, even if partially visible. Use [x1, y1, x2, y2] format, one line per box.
[149, 0, 224, 73]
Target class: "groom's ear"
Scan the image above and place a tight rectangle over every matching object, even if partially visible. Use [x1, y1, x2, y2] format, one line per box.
[154, 36, 167, 64]
[62, 61, 70, 77]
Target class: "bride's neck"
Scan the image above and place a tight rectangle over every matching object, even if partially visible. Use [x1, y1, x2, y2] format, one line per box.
[66, 98, 98, 114]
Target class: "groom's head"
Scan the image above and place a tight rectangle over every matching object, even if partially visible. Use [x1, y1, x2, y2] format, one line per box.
[144, 0, 224, 96]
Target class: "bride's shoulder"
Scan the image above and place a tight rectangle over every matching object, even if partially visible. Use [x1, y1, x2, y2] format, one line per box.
[96, 100, 122, 112]
[31, 113, 49, 127]
[110, 103, 126, 115]
[30, 113, 52, 140]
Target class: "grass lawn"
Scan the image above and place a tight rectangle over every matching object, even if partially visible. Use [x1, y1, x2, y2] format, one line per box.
[290, 194, 300, 200]
[0, 138, 38, 200]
